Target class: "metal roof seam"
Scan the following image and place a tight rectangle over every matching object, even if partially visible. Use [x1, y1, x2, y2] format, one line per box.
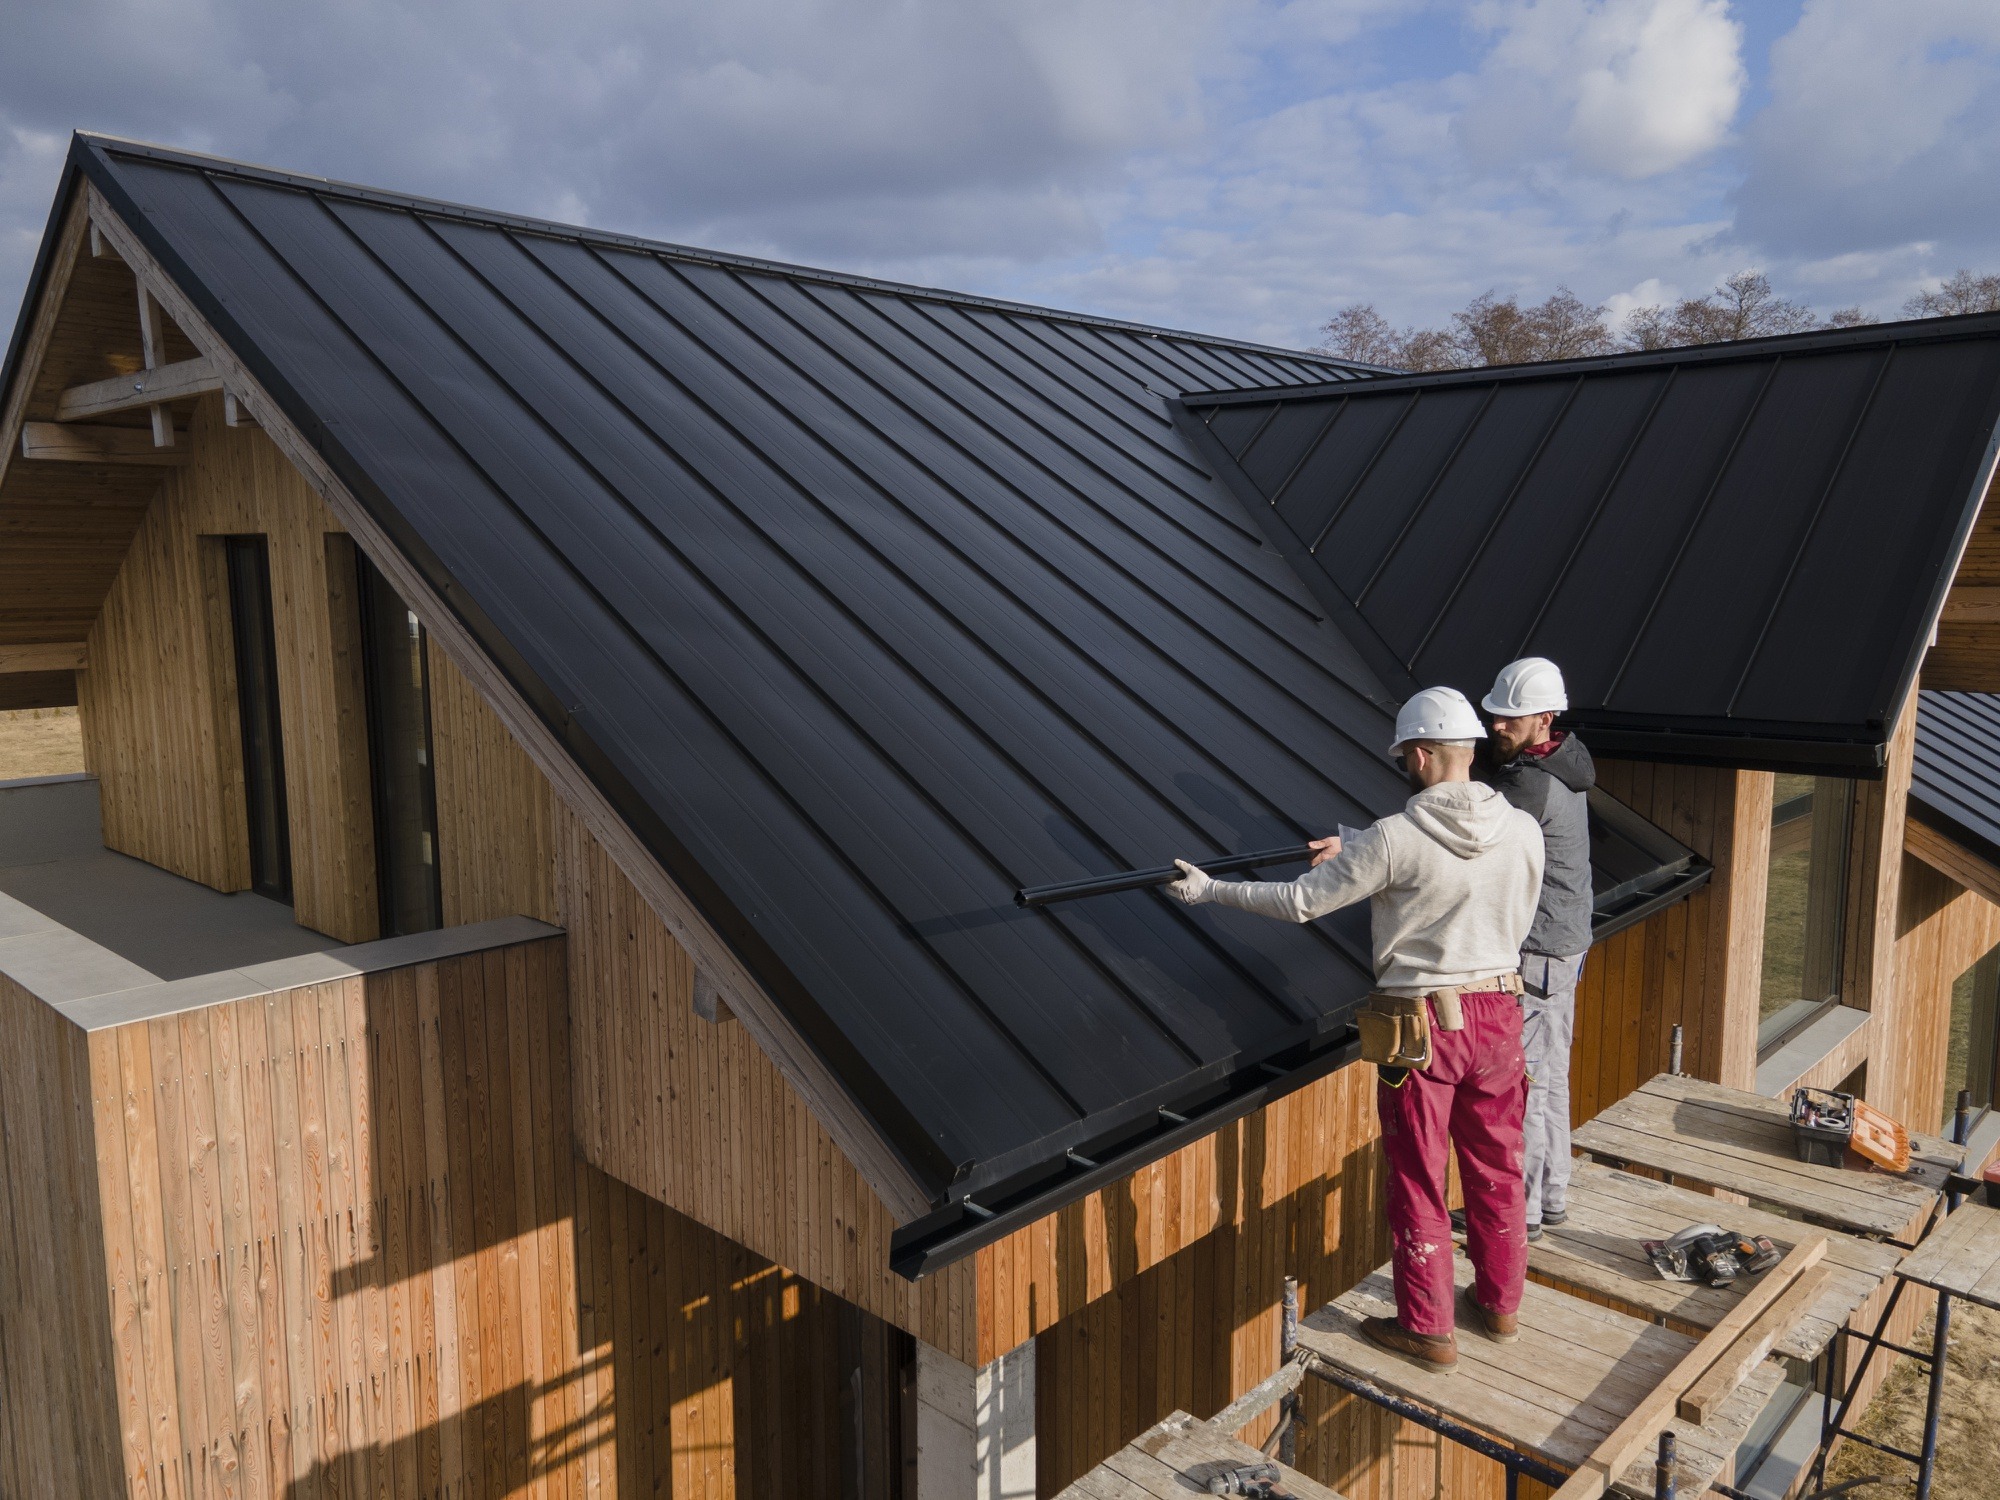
[1169, 402, 1420, 701]
[1600, 356, 1787, 706]
[896, 294, 1224, 494]
[1722, 347, 1900, 718]
[1408, 376, 1587, 665]
[665, 260, 1411, 789]
[1508, 365, 1679, 660]
[1354, 382, 1503, 607]
[1307, 391, 1423, 557]
[808, 282, 1322, 626]
[1264, 396, 1349, 510]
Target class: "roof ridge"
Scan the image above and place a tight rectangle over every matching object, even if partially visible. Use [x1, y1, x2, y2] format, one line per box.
[1179, 307, 2000, 406]
[74, 131, 1365, 373]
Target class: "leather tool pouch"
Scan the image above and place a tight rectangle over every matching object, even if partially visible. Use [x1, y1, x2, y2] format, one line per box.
[1431, 988, 1466, 1032]
[1357, 994, 1432, 1070]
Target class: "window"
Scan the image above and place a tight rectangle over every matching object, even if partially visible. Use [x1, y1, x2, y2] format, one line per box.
[1943, 945, 2000, 1135]
[224, 536, 293, 902]
[355, 552, 442, 936]
[1758, 774, 1855, 1053]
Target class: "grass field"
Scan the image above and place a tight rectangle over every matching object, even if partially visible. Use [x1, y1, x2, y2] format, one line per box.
[0, 706, 85, 781]
[1825, 1298, 2000, 1500]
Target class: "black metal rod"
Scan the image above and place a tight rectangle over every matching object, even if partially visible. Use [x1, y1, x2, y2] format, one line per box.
[1655, 1430, 1677, 1500]
[1833, 1428, 1925, 1466]
[1915, 1290, 1952, 1500]
[1305, 1362, 1572, 1488]
[1812, 1274, 1911, 1495]
[1016, 844, 1317, 906]
[1279, 1277, 1300, 1468]
[1837, 1333, 1932, 1362]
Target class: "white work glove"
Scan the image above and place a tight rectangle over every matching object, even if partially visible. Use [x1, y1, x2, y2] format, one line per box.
[1164, 859, 1216, 904]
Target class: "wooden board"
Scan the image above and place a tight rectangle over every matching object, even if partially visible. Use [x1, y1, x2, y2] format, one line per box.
[1295, 1258, 1787, 1500]
[1572, 1072, 1953, 1237]
[1517, 1159, 1902, 1360]
[1056, 1409, 1346, 1500]
[1892, 1202, 2000, 1310]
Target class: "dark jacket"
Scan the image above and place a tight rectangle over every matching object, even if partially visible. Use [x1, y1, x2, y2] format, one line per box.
[1485, 733, 1595, 959]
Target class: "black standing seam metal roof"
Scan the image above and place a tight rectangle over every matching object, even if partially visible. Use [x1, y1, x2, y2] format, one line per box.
[1177, 324, 2000, 774]
[7, 136, 1708, 1276]
[1911, 691, 2000, 870]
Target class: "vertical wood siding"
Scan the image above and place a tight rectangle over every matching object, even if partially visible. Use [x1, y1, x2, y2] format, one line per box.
[79, 396, 377, 941]
[0, 973, 124, 1498]
[1, 939, 907, 1499]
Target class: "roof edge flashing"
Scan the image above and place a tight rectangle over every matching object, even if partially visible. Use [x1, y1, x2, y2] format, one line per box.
[75, 132, 1368, 376]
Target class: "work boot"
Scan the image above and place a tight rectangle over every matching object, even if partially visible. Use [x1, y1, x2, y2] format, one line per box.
[1541, 1208, 1568, 1228]
[1359, 1315, 1457, 1371]
[1461, 1286, 1520, 1344]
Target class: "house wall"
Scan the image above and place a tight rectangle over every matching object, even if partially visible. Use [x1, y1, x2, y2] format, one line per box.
[77, 394, 377, 943]
[0, 936, 908, 1500]
[0, 972, 124, 1498]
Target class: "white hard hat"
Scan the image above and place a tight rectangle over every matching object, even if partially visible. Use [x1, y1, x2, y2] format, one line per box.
[1389, 687, 1488, 754]
[1482, 657, 1568, 716]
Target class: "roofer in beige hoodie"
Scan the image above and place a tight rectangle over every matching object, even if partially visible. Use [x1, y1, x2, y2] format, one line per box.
[1167, 687, 1544, 1370]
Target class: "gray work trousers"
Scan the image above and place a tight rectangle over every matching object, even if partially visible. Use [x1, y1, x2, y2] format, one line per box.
[1519, 951, 1585, 1226]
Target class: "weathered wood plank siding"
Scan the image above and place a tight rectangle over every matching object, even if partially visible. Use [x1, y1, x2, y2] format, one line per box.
[1, 939, 905, 1499]
[78, 396, 377, 941]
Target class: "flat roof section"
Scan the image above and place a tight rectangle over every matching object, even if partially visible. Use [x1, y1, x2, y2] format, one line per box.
[0, 774, 341, 980]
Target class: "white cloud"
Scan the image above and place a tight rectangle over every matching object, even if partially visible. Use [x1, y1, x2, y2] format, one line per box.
[1734, 0, 2000, 263]
[1458, 0, 1744, 178]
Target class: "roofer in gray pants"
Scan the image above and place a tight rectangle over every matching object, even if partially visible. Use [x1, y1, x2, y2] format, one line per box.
[1480, 658, 1593, 1242]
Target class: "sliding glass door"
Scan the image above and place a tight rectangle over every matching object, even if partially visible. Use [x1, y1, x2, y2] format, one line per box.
[224, 536, 293, 902]
[355, 553, 442, 936]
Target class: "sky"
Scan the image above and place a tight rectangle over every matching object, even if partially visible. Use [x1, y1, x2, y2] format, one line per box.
[5, 0, 2000, 351]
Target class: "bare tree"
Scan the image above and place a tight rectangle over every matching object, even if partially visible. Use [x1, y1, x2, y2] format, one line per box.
[1447, 287, 1615, 366]
[1904, 270, 2000, 318]
[1313, 304, 1460, 371]
[1618, 271, 1823, 350]
[1320, 270, 1888, 371]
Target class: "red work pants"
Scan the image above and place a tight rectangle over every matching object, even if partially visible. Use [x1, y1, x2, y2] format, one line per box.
[1376, 991, 1528, 1337]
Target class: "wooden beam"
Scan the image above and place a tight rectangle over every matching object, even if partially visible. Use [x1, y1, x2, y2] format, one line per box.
[20, 421, 185, 466]
[82, 183, 941, 1224]
[0, 195, 90, 497]
[133, 282, 173, 447]
[89, 221, 122, 261]
[1675, 1263, 1834, 1424]
[1906, 815, 2000, 910]
[1942, 585, 2000, 624]
[223, 390, 257, 428]
[1547, 1236, 1828, 1500]
[55, 357, 222, 422]
[0, 643, 88, 673]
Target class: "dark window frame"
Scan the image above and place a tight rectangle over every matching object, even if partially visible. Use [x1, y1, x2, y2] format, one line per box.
[1756, 774, 1858, 1060]
[223, 535, 293, 903]
[354, 553, 443, 937]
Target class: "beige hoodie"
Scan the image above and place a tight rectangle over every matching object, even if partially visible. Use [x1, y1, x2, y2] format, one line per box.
[1205, 782, 1545, 997]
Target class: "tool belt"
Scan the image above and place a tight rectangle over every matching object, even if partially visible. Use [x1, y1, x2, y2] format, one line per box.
[1356, 973, 1524, 1070]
